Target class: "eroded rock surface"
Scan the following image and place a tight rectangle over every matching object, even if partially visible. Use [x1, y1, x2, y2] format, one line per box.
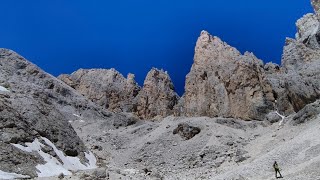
[59, 69, 141, 113]
[312, 0, 320, 18]
[179, 31, 275, 120]
[292, 100, 320, 125]
[266, 2, 320, 115]
[0, 49, 109, 177]
[173, 123, 201, 140]
[60, 68, 179, 120]
[135, 68, 179, 119]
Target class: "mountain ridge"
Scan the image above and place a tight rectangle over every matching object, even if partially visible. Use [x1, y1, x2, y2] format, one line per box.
[0, 0, 319, 179]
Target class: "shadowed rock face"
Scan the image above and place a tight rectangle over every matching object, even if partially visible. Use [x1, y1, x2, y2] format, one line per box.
[179, 31, 275, 120]
[292, 100, 320, 125]
[135, 68, 179, 119]
[0, 49, 109, 177]
[266, 1, 320, 115]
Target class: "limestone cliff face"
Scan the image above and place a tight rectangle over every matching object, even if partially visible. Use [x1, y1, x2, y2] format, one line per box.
[312, 0, 320, 18]
[266, 1, 320, 115]
[0, 49, 109, 177]
[135, 68, 179, 119]
[180, 31, 275, 120]
[58, 69, 141, 113]
[59, 68, 179, 120]
[59, 0, 320, 121]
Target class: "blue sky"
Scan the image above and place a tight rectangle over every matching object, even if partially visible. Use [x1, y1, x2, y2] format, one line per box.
[0, 0, 313, 95]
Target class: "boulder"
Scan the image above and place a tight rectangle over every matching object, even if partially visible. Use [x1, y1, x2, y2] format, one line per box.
[292, 100, 320, 125]
[265, 112, 283, 124]
[173, 123, 201, 140]
[112, 113, 139, 128]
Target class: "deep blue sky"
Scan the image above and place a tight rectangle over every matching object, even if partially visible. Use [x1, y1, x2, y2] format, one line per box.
[0, 0, 313, 95]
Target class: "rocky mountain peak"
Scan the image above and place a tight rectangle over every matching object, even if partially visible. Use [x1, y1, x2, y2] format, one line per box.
[193, 31, 241, 70]
[135, 68, 179, 119]
[127, 73, 136, 82]
[265, 2, 320, 115]
[295, 13, 319, 45]
[312, 0, 320, 17]
[59, 67, 180, 120]
[143, 68, 174, 92]
[180, 31, 275, 120]
[58, 68, 140, 113]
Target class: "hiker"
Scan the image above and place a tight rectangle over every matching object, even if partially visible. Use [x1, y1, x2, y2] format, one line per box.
[273, 161, 283, 178]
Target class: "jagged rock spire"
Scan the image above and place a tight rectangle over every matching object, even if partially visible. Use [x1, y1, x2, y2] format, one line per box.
[181, 31, 275, 120]
[312, 0, 320, 18]
[135, 68, 179, 119]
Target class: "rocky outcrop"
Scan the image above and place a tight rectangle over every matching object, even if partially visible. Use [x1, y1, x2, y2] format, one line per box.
[179, 31, 275, 120]
[266, 1, 320, 115]
[135, 68, 179, 119]
[312, 0, 320, 18]
[0, 49, 110, 178]
[295, 13, 319, 48]
[175, 1, 319, 120]
[59, 69, 141, 113]
[292, 100, 320, 125]
[60, 68, 179, 120]
[265, 112, 282, 124]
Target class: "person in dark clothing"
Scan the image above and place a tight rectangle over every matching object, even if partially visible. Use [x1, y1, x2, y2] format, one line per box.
[273, 161, 283, 178]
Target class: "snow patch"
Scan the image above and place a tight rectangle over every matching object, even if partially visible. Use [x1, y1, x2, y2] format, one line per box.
[12, 139, 72, 177]
[276, 111, 286, 126]
[0, 170, 30, 179]
[42, 137, 96, 170]
[12, 137, 97, 178]
[85, 151, 97, 168]
[73, 114, 81, 118]
[0, 85, 9, 92]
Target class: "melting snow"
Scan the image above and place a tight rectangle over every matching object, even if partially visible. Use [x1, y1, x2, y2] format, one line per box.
[0, 170, 29, 179]
[73, 114, 81, 118]
[276, 111, 286, 126]
[0, 85, 9, 92]
[12, 137, 97, 177]
[42, 137, 96, 170]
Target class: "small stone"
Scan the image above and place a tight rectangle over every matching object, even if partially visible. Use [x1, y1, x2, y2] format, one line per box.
[58, 173, 64, 179]
[92, 168, 107, 179]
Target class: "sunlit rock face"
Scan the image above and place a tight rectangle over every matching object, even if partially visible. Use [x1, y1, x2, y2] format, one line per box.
[59, 69, 141, 113]
[180, 31, 275, 120]
[59, 68, 179, 120]
[135, 68, 179, 119]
